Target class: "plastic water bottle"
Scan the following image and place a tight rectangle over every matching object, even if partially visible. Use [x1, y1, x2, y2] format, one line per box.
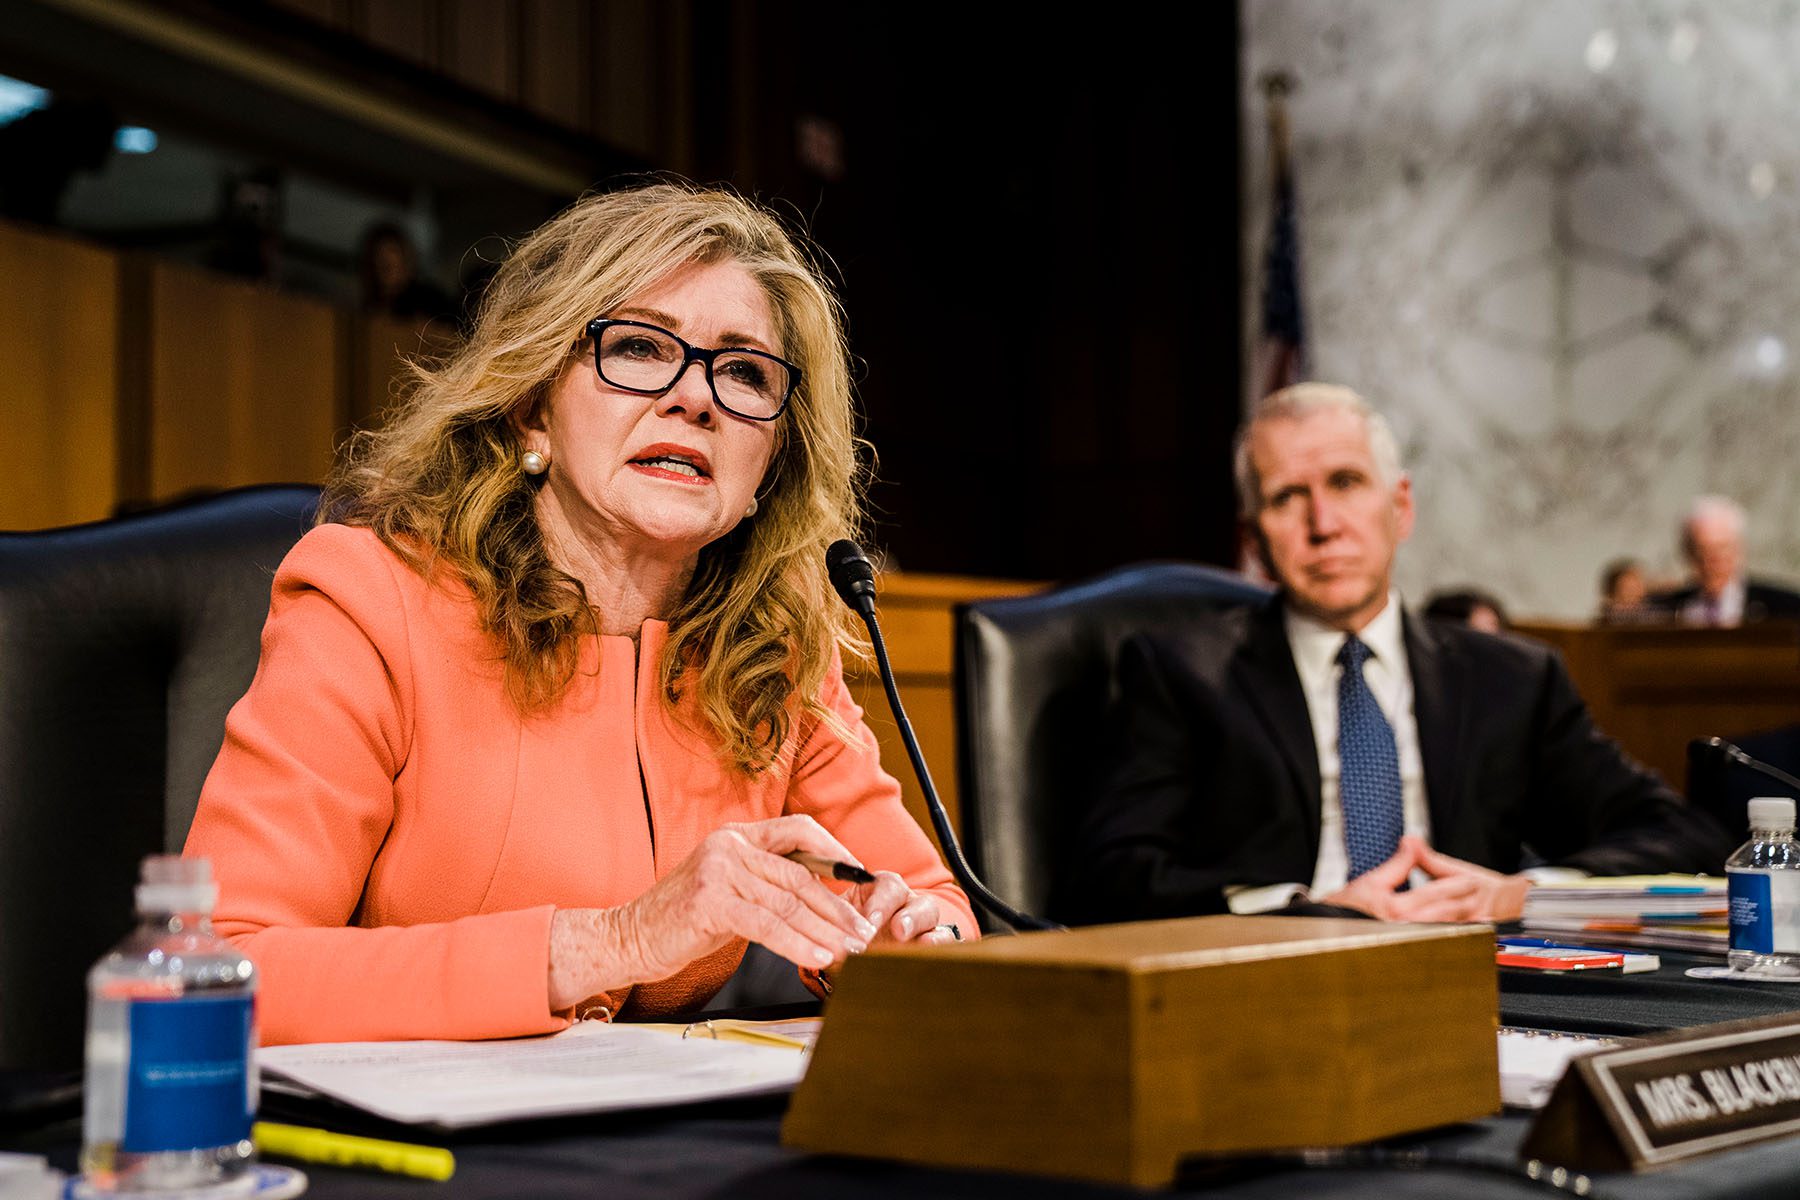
[80, 856, 258, 1192]
[1727, 797, 1800, 976]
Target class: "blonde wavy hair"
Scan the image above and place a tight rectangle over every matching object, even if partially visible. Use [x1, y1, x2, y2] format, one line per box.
[322, 182, 868, 772]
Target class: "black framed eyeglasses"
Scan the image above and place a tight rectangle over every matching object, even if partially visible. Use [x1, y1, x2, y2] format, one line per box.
[579, 318, 800, 422]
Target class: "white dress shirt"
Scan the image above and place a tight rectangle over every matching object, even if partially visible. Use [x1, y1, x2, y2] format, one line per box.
[1225, 593, 1429, 913]
[1680, 576, 1745, 627]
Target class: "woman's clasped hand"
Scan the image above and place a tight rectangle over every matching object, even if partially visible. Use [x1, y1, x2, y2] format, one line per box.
[549, 815, 949, 1010]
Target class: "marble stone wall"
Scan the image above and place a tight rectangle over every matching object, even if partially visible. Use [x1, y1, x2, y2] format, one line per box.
[1244, 0, 1800, 619]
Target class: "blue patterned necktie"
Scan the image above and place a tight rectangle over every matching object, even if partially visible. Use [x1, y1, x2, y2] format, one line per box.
[1336, 636, 1403, 878]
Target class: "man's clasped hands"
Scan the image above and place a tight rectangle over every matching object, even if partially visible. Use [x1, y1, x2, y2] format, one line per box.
[1324, 834, 1535, 923]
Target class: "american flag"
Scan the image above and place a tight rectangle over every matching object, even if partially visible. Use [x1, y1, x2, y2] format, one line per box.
[1254, 77, 1306, 399]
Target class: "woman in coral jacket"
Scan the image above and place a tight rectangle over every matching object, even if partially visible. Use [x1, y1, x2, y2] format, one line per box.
[185, 183, 974, 1046]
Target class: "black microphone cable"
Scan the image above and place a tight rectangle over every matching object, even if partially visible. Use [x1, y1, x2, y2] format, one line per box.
[825, 540, 1061, 933]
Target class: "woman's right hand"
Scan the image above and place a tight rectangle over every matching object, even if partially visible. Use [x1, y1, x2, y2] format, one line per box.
[547, 815, 878, 1011]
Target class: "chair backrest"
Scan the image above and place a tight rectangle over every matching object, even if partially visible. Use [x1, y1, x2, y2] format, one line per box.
[1686, 724, 1800, 842]
[953, 562, 1272, 926]
[0, 484, 320, 1070]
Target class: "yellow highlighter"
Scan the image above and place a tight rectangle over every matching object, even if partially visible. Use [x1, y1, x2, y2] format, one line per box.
[253, 1121, 455, 1181]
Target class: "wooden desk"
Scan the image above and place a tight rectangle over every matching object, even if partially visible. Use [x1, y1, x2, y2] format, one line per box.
[13, 952, 1800, 1196]
[1514, 621, 1800, 786]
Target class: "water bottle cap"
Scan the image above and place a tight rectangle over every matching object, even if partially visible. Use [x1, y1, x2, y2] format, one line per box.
[1748, 798, 1796, 829]
[135, 854, 218, 914]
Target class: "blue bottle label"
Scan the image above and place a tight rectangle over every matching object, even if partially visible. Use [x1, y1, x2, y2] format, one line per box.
[123, 994, 254, 1153]
[1730, 872, 1774, 954]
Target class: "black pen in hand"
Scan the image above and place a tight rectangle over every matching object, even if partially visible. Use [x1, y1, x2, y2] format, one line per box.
[783, 850, 876, 884]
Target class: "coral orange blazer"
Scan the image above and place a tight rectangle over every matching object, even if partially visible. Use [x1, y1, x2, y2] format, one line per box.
[185, 525, 973, 1045]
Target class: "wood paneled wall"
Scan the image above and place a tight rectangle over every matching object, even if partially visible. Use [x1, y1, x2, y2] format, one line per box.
[348, 314, 450, 428]
[263, 0, 692, 169]
[0, 220, 413, 530]
[0, 223, 121, 528]
[1516, 622, 1800, 788]
[145, 261, 344, 499]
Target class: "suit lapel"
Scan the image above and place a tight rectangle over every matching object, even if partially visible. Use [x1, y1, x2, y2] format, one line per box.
[1231, 601, 1324, 853]
[1405, 611, 1467, 841]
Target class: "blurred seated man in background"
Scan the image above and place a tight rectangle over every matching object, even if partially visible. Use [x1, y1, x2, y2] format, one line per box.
[1650, 495, 1800, 626]
[1066, 383, 1733, 927]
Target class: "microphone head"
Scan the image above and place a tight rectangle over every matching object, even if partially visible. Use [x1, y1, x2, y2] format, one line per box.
[1692, 736, 1752, 767]
[826, 539, 878, 609]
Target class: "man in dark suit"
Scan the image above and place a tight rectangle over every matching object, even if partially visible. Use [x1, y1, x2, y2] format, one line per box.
[1069, 384, 1733, 926]
[1649, 495, 1800, 626]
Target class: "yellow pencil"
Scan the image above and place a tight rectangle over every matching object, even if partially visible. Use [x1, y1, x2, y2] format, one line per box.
[253, 1121, 455, 1181]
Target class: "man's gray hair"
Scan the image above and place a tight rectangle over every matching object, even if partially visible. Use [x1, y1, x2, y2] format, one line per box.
[1681, 494, 1747, 550]
[1232, 383, 1405, 515]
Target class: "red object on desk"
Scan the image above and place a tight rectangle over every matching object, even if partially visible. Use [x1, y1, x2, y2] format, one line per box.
[1496, 946, 1625, 971]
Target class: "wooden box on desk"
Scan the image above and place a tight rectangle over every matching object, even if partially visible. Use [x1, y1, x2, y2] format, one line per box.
[782, 915, 1497, 1187]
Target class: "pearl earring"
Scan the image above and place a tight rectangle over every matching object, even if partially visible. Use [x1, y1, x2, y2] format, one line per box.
[521, 450, 548, 476]
[744, 497, 759, 518]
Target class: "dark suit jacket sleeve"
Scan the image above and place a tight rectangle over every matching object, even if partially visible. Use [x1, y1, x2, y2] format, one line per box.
[1062, 635, 1237, 924]
[1645, 587, 1693, 615]
[1748, 581, 1800, 619]
[1522, 650, 1736, 875]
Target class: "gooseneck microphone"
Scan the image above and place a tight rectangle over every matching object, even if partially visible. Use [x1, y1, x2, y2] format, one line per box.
[825, 539, 878, 615]
[825, 540, 1062, 933]
[1691, 737, 1800, 794]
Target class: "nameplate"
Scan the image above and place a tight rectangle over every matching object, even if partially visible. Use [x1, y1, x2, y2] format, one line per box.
[1521, 1012, 1800, 1171]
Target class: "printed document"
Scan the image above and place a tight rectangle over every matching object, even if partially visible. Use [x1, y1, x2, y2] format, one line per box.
[259, 1020, 807, 1127]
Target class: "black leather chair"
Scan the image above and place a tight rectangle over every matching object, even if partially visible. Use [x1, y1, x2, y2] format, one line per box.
[953, 562, 1272, 929]
[0, 485, 320, 1070]
[1687, 724, 1800, 844]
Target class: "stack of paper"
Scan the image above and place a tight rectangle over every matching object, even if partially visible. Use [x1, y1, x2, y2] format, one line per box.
[1497, 1028, 1621, 1109]
[1520, 875, 1727, 953]
[260, 1019, 812, 1128]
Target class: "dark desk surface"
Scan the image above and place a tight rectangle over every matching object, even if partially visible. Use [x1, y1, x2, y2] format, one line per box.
[9, 952, 1800, 1199]
[14, 1100, 1800, 1200]
[1499, 947, 1800, 1036]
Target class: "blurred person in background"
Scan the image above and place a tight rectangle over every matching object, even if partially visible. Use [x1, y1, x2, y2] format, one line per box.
[359, 221, 458, 325]
[1597, 557, 1656, 625]
[207, 166, 284, 284]
[1651, 496, 1800, 626]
